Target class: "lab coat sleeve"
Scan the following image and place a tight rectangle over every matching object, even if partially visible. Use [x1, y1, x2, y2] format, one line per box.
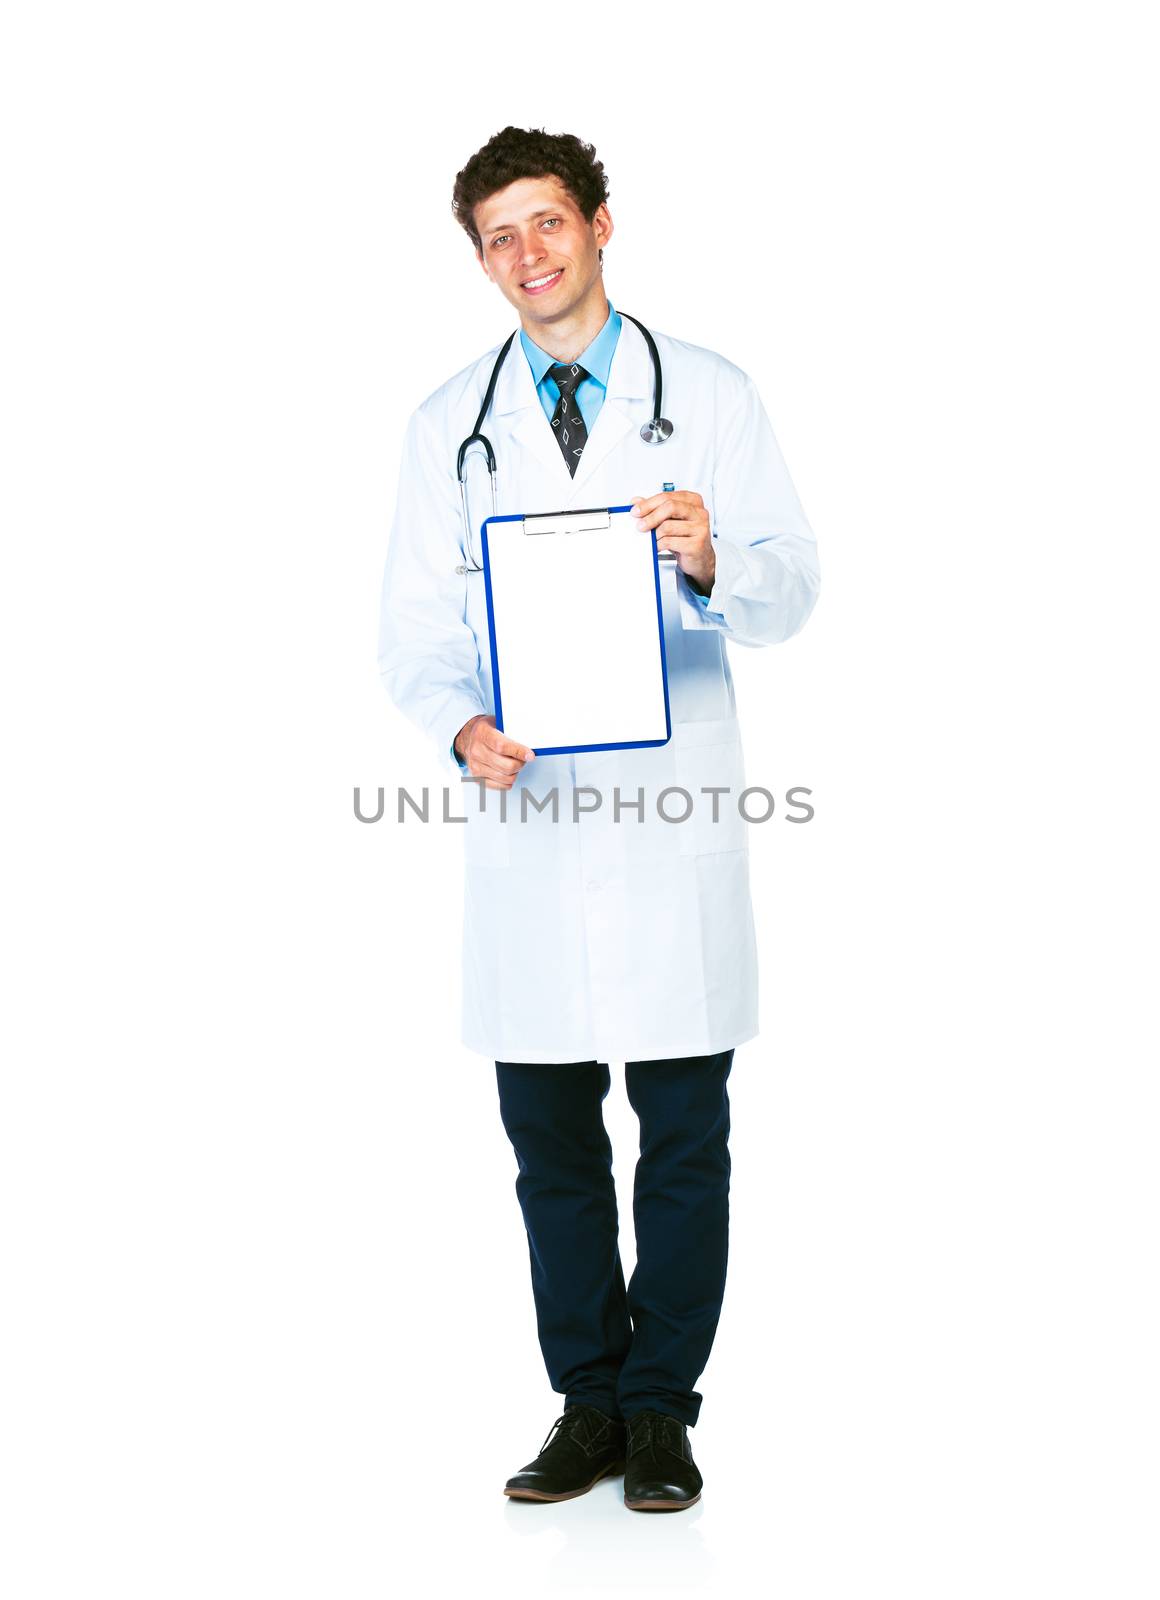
[378, 404, 488, 778]
[676, 374, 821, 647]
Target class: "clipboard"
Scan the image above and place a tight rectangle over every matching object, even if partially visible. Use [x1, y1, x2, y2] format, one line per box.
[480, 503, 672, 756]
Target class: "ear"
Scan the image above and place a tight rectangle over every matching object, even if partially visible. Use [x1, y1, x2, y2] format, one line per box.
[593, 203, 614, 252]
[475, 247, 492, 281]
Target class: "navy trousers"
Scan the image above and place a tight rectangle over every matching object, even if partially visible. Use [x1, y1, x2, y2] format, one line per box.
[494, 1050, 733, 1428]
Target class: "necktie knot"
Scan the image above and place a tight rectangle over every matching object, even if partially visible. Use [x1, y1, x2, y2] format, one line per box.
[548, 361, 589, 396]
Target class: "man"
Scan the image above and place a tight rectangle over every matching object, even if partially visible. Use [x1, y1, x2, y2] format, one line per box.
[378, 126, 820, 1511]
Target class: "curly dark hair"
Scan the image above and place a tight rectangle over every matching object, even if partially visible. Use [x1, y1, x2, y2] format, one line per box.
[451, 126, 610, 252]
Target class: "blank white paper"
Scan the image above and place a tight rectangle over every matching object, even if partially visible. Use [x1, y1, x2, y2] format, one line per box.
[482, 508, 670, 751]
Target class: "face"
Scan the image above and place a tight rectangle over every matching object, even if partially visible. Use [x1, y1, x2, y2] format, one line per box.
[473, 175, 613, 328]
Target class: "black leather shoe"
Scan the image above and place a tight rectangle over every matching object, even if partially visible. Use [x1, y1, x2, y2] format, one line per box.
[504, 1404, 626, 1502]
[623, 1409, 703, 1511]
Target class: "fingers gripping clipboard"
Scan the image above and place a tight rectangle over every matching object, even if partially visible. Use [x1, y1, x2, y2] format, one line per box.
[480, 504, 673, 756]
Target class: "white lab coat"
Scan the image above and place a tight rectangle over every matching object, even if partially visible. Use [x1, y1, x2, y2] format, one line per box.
[378, 316, 820, 1063]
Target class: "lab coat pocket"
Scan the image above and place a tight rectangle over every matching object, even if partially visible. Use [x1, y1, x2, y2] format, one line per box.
[671, 717, 749, 857]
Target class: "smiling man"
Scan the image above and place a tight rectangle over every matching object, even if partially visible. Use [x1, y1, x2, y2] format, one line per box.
[377, 126, 821, 1512]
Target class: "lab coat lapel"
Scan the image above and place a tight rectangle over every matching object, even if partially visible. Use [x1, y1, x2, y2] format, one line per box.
[566, 402, 633, 495]
[492, 327, 575, 494]
[510, 409, 576, 492]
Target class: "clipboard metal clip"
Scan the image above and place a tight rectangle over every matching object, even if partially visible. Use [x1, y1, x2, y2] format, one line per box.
[521, 510, 612, 537]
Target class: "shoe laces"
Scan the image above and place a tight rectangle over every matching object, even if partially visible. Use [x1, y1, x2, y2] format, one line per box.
[627, 1410, 678, 1462]
[538, 1405, 603, 1456]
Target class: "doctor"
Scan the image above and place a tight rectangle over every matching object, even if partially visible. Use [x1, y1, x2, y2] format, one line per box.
[378, 126, 820, 1511]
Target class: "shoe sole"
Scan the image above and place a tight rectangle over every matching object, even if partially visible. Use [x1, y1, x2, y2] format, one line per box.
[624, 1491, 702, 1512]
[504, 1459, 626, 1502]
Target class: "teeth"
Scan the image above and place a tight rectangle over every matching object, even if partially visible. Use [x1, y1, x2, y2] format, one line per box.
[523, 270, 561, 289]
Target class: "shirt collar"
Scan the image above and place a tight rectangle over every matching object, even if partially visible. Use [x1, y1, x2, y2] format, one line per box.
[519, 301, 622, 390]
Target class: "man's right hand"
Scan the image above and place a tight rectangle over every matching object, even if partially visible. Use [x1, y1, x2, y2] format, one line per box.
[455, 715, 536, 791]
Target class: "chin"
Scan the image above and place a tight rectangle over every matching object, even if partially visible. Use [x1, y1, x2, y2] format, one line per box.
[533, 290, 582, 321]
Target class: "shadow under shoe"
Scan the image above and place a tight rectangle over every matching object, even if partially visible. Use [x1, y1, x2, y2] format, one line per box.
[504, 1404, 627, 1502]
[623, 1410, 703, 1511]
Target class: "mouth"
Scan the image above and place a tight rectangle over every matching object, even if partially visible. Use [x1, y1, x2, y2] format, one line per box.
[520, 267, 564, 296]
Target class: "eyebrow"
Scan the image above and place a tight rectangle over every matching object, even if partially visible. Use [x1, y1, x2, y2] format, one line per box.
[484, 208, 561, 235]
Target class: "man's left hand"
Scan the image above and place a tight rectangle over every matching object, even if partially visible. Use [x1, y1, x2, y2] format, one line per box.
[631, 490, 716, 596]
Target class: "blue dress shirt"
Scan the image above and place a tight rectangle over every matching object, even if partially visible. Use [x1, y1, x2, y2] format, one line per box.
[519, 301, 623, 430]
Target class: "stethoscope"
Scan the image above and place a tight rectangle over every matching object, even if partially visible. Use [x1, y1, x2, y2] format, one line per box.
[455, 311, 673, 575]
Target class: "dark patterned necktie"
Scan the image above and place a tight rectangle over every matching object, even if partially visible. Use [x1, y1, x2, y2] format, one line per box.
[547, 362, 590, 476]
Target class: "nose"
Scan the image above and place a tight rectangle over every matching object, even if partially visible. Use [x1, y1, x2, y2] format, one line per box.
[520, 235, 546, 268]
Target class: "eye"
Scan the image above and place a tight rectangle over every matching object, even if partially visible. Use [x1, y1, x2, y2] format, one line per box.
[491, 234, 511, 248]
[542, 218, 560, 229]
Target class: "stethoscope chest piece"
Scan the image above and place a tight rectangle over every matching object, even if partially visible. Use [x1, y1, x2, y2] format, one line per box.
[639, 416, 674, 445]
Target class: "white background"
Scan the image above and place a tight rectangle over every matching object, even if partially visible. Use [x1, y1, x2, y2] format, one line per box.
[2, 3, 1157, 1596]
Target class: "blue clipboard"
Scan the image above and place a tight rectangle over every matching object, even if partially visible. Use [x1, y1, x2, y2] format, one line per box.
[480, 503, 672, 757]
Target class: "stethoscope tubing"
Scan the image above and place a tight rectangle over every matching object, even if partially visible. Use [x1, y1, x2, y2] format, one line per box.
[455, 314, 671, 575]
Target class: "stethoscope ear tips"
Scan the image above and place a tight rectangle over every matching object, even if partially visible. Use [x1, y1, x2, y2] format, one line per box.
[640, 417, 674, 445]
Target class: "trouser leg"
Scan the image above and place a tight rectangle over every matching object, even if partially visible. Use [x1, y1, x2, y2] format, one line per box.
[495, 1059, 632, 1420]
[616, 1049, 734, 1428]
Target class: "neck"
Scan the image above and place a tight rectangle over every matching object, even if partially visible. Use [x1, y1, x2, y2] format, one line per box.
[521, 279, 610, 363]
